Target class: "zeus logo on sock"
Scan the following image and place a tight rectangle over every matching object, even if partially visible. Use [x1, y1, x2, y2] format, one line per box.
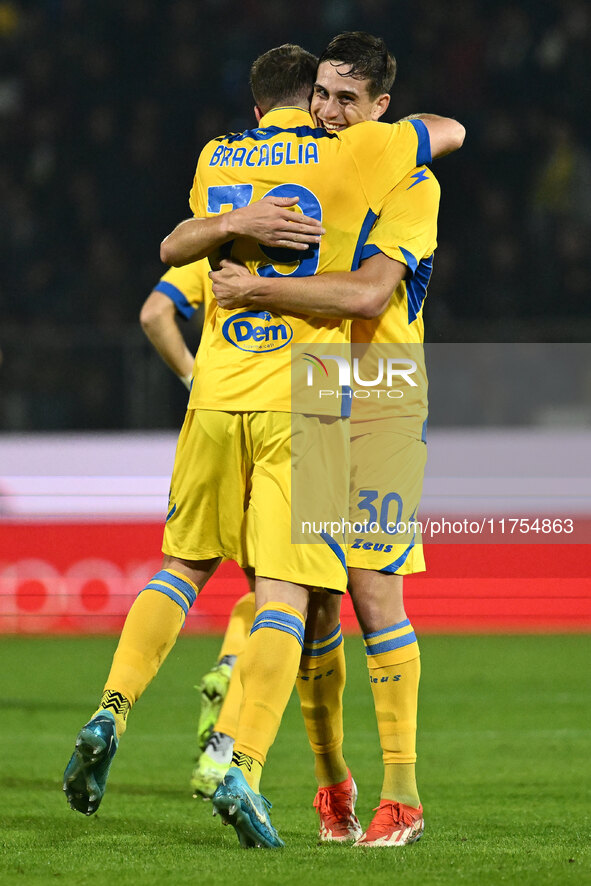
[369, 674, 401, 683]
[298, 668, 335, 682]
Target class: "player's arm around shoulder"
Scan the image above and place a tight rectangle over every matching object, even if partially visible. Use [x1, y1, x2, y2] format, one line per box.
[210, 254, 406, 321]
[401, 114, 465, 159]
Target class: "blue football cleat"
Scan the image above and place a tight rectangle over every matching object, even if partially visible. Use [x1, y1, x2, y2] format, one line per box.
[212, 767, 284, 849]
[63, 710, 118, 815]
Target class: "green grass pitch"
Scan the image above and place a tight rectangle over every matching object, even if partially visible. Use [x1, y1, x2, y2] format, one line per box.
[0, 634, 589, 885]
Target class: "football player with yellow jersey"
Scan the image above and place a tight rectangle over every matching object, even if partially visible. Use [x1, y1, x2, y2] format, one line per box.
[208, 32, 454, 847]
[63, 40, 463, 849]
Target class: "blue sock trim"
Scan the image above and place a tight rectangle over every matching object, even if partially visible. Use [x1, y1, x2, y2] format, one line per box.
[302, 634, 343, 657]
[364, 618, 410, 641]
[364, 619, 417, 656]
[143, 582, 189, 617]
[250, 609, 305, 648]
[308, 623, 341, 645]
[302, 623, 343, 657]
[365, 631, 417, 656]
[150, 569, 197, 606]
[139, 569, 198, 618]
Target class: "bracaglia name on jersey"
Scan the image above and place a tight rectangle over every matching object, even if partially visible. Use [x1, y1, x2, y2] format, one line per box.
[209, 141, 320, 169]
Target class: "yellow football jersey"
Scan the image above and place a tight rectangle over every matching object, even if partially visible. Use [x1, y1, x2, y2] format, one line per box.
[350, 166, 440, 433]
[187, 107, 431, 415]
[154, 260, 211, 317]
[354, 166, 439, 346]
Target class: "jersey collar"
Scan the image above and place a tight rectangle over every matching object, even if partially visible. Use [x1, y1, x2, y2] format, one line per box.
[258, 107, 314, 128]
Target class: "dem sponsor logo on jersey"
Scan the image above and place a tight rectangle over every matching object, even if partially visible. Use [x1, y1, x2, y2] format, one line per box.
[222, 311, 293, 353]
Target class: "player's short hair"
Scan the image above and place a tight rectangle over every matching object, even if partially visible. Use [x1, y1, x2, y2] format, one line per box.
[319, 31, 397, 98]
[250, 44, 318, 113]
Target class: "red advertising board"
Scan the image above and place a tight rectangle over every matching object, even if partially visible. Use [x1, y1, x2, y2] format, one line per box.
[1, 521, 590, 634]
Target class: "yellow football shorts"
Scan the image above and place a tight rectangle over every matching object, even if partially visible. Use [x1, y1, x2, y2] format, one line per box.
[162, 409, 349, 592]
[347, 422, 426, 574]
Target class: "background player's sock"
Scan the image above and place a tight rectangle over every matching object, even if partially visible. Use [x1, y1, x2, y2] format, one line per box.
[204, 731, 234, 765]
[215, 656, 243, 740]
[297, 623, 348, 786]
[218, 591, 256, 659]
[232, 602, 305, 790]
[364, 619, 421, 808]
[98, 570, 198, 737]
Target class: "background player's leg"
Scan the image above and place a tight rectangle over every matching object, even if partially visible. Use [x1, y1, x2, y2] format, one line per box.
[191, 653, 244, 798]
[219, 574, 256, 658]
[196, 583, 255, 753]
[191, 586, 255, 798]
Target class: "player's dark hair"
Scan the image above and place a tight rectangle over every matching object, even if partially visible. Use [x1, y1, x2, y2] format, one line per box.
[319, 31, 396, 98]
[250, 44, 318, 113]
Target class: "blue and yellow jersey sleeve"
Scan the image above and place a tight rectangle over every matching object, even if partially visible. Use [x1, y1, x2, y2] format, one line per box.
[350, 167, 439, 432]
[153, 260, 212, 320]
[354, 167, 440, 346]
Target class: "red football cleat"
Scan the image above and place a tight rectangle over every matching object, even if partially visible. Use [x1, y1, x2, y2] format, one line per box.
[354, 800, 424, 847]
[313, 770, 363, 843]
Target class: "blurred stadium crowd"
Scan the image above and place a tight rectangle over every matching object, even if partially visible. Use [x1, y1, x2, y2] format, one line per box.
[1, 0, 590, 429]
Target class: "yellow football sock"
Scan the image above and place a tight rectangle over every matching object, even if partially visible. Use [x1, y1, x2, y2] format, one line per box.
[219, 591, 256, 660]
[98, 569, 199, 738]
[297, 623, 348, 786]
[232, 602, 305, 791]
[215, 656, 243, 740]
[364, 618, 421, 808]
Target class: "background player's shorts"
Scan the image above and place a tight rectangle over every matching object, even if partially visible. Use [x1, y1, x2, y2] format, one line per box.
[347, 423, 426, 574]
[162, 409, 349, 592]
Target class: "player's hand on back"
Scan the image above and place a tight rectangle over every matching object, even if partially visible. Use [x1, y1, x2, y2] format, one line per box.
[232, 196, 324, 250]
[210, 259, 256, 309]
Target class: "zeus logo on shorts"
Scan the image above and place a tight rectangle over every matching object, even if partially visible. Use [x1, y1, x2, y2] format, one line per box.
[222, 310, 293, 352]
[351, 538, 394, 552]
